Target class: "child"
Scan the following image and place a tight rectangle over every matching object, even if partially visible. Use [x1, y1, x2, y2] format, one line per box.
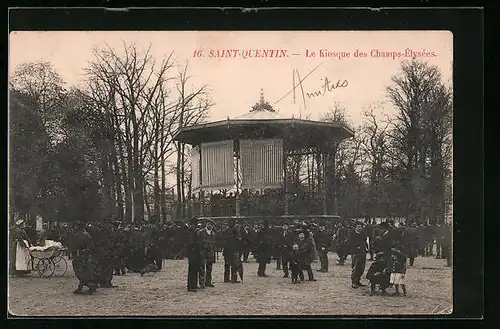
[390, 248, 407, 297]
[289, 244, 302, 284]
[366, 252, 390, 295]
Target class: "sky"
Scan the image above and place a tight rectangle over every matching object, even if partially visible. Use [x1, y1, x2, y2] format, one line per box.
[9, 31, 453, 127]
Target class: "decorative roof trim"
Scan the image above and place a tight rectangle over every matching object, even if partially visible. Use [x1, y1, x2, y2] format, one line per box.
[173, 118, 355, 141]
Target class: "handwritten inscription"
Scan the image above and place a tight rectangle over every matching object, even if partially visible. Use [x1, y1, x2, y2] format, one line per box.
[274, 63, 349, 110]
[306, 77, 349, 99]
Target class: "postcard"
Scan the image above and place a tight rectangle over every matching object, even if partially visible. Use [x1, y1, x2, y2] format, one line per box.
[8, 30, 453, 316]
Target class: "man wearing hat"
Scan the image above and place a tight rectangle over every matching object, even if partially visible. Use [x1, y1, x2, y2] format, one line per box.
[256, 219, 273, 277]
[97, 222, 117, 288]
[365, 252, 390, 295]
[223, 219, 242, 283]
[112, 225, 127, 276]
[333, 220, 349, 265]
[196, 222, 207, 289]
[69, 222, 98, 294]
[279, 223, 293, 278]
[202, 220, 217, 287]
[187, 218, 203, 292]
[348, 221, 368, 288]
[148, 223, 164, 271]
[315, 225, 330, 272]
[240, 224, 252, 263]
[297, 231, 317, 281]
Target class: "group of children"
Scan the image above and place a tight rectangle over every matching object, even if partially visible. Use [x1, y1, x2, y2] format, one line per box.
[366, 248, 407, 296]
[285, 242, 408, 296]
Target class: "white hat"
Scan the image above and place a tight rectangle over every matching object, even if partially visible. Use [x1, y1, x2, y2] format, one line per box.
[15, 219, 24, 226]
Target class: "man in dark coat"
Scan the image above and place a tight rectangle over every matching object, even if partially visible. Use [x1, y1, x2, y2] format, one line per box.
[349, 222, 367, 288]
[125, 227, 146, 272]
[112, 227, 127, 276]
[280, 224, 294, 278]
[315, 225, 330, 272]
[186, 219, 202, 292]
[271, 225, 284, 270]
[256, 220, 272, 277]
[405, 223, 419, 266]
[93, 223, 116, 288]
[297, 231, 317, 281]
[69, 222, 97, 294]
[223, 219, 242, 283]
[240, 225, 252, 262]
[200, 220, 216, 287]
[333, 220, 349, 265]
[164, 223, 176, 259]
[148, 225, 164, 271]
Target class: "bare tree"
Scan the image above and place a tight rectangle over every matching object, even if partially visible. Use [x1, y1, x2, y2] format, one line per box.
[85, 43, 181, 223]
[360, 105, 391, 217]
[386, 59, 451, 222]
[424, 84, 452, 223]
[173, 62, 212, 218]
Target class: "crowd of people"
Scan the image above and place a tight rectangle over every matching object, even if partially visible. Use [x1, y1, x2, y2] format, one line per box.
[9, 217, 451, 297]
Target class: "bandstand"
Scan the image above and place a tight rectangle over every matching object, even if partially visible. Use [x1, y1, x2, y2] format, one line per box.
[173, 90, 354, 223]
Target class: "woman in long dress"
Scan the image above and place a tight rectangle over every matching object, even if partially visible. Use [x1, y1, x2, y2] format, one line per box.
[10, 220, 32, 277]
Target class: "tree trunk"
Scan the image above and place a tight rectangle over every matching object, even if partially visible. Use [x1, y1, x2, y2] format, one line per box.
[316, 152, 322, 195]
[153, 137, 161, 222]
[132, 114, 145, 223]
[307, 154, 311, 195]
[126, 141, 135, 222]
[324, 152, 335, 215]
[161, 151, 167, 223]
[133, 164, 144, 222]
[176, 141, 182, 219]
[180, 143, 186, 217]
[115, 113, 132, 223]
[144, 183, 152, 222]
[100, 152, 114, 218]
[109, 155, 116, 206]
[159, 108, 166, 224]
[111, 143, 124, 222]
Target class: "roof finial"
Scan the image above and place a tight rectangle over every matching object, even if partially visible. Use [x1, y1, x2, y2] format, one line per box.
[251, 88, 275, 113]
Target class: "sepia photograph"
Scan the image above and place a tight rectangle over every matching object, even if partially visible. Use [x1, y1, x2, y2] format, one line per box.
[8, 30, 453, 316]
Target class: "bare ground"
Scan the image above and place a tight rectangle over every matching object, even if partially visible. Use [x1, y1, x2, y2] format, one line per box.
[8, 253, 452, 316]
